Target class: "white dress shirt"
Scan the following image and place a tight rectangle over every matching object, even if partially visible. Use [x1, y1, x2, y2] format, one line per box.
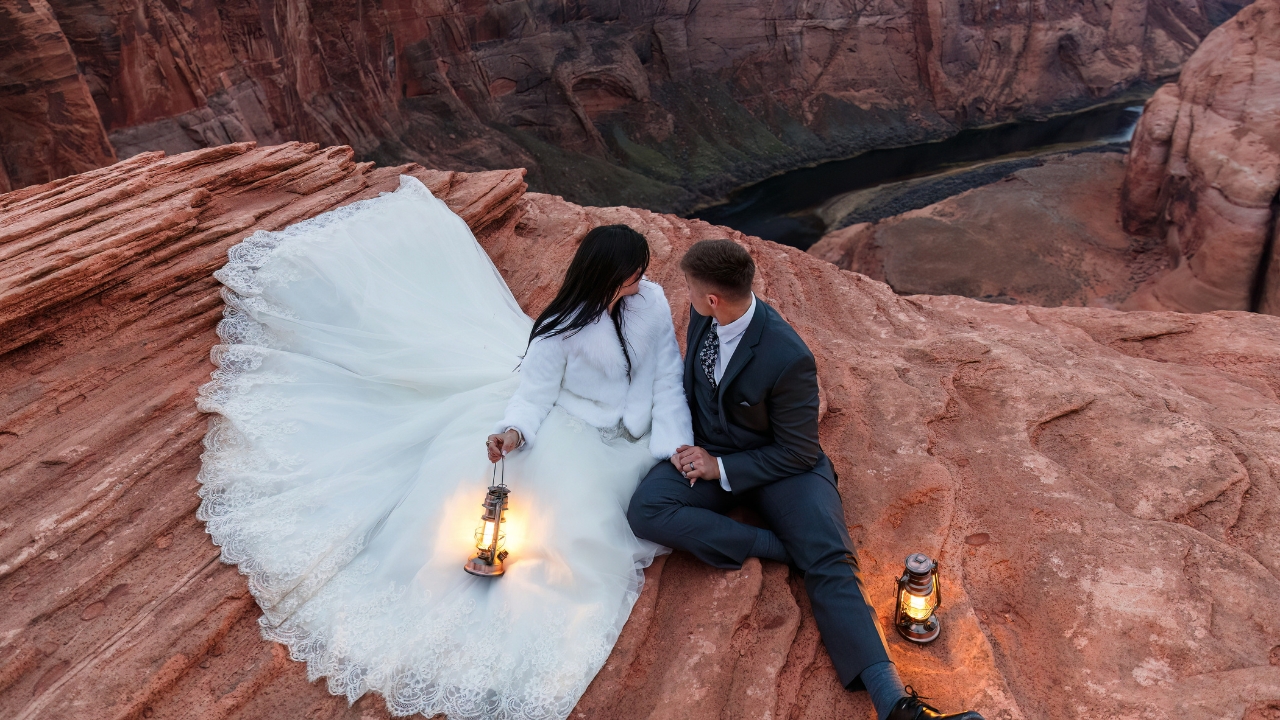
[710, 294, 756, 492]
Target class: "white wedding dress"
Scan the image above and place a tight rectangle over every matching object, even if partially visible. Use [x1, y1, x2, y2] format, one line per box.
[196, 176, 680, 719]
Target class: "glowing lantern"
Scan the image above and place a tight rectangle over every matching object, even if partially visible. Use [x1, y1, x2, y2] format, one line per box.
[465, 463, 510, 577]
[894, 553, 941, 643]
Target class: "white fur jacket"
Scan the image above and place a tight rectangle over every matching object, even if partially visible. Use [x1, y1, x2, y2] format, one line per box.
[494, 279, 694, 460]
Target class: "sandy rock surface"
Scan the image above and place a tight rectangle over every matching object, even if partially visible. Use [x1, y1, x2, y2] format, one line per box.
[0, 0, 1248, 209]
[1121, 0, 1280, 314]
[2, 144, 1280, 720]
[808, 152, 1170, 308]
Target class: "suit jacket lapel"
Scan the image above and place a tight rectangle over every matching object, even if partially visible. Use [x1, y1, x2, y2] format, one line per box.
[716, 300, 767, 401]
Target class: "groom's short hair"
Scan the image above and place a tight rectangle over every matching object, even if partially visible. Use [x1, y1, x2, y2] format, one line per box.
[680, 240, 755, 300]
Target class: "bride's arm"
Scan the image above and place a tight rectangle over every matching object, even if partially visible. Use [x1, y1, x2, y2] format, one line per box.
[493, 335, 566, 450]
[647, 306, 694, 460]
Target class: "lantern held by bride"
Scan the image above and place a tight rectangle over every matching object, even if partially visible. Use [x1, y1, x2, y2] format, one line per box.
[465, 481, 510, 577]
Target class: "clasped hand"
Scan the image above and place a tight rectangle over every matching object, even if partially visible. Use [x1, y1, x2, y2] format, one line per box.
[671, 445, 719, 486]
[486, 429, 522, 463]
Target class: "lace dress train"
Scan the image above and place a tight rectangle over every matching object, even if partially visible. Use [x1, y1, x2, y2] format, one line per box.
[196, 176, 664, 719]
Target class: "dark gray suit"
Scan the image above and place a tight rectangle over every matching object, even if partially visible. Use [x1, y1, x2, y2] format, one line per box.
[627, 298, 891, 686]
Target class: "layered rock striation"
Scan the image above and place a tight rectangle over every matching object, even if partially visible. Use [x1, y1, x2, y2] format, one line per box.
[0, 0, 1250, 209]
[0, 0, 117, 193]
[2, 143, 1280, 719]
[1120, 0, 1280, 314]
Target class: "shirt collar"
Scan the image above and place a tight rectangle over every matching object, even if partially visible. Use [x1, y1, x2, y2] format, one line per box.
[713, 294, 756, 343]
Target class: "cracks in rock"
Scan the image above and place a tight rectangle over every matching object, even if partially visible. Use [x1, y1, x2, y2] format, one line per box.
[1193, 426, 1277, 581]
[0, 381, 207, 582]
[776, 572, 829, 720]
[1110, 325, 1197, 347]
[1247, 191, 1279, 312]
[21, 486, 201, 628]
[13, 553, 229, 720]
[1027, 398, 1095, 447]
[952, 553, 1032, 720]
[1169, 437, 1251, 542]
[723, 562, 803, 718]
[914, 351, 990, 466]
[1055, 33, 1094, 97]
[803, 22, 855, 93]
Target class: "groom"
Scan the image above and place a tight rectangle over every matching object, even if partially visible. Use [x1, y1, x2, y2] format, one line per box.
[628, 240, 982, 720]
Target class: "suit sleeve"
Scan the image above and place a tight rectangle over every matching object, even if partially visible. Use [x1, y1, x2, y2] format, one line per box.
[647, 306, 695, 459]
[493, 335, 566, 447]
[717, 352, 823, 494]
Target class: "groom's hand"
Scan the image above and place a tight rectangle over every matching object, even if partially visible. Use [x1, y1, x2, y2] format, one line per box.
[672, 445, 720, 486]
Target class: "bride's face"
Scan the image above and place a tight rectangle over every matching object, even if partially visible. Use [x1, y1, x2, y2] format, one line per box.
[611, 270, 643, 307]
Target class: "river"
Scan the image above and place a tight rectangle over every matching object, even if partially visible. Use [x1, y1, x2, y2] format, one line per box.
[689, 101, 1146, 250]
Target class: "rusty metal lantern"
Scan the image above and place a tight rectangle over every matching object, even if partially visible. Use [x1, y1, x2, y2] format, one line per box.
[465, 461, 510, 577]
[894, 553, 942, 644]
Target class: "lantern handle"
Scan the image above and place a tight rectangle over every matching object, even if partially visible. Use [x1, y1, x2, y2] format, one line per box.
[893, 571, 908, 630]
[933, 560, 942, 609]
[490, 456, 505, 488]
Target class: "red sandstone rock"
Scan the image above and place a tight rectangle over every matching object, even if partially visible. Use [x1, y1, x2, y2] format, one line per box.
[807, 152, 1171, 308]
[3, 145, 1280, 719]
[1121, 0, 1280, 314]
[0, 0, 1247, 208]
[0, 0, 116, 193]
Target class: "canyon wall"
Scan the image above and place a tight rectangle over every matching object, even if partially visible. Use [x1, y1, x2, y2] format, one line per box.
[3, 143, 1280, 720]
[0, 0, 116, 193]
[0, 0, 1249, 209]
[1120, 0, 1280, 314]
[808, 0, 1280, 315]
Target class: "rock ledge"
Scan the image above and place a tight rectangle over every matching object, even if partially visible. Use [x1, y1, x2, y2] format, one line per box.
[2, 144, 1279, 719]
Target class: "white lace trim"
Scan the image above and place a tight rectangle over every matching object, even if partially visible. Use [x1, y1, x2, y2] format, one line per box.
[195, 177, 638, 719]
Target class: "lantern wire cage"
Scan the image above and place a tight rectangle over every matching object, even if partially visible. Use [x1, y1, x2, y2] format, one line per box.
[894, 553, 941, 644]
[464, 457, 511, 577]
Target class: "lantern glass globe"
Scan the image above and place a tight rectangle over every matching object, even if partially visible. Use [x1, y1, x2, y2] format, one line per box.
[902, 590, 937, 621]
[479, 519, 498, 551]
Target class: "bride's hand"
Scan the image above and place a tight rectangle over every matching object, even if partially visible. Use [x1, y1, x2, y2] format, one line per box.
[486, 430, 522, 463]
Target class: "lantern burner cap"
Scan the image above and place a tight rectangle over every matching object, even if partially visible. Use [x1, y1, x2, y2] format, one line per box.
[905, 553, 935, 575]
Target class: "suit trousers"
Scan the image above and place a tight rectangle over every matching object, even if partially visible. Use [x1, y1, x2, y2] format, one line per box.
[627, 460, 891, 685]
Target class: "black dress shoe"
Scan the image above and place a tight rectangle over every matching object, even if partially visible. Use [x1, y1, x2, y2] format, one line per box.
[886, 687, 985, 720]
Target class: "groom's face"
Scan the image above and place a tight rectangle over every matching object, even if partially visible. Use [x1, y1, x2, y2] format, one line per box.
[683, 274, 718, 317]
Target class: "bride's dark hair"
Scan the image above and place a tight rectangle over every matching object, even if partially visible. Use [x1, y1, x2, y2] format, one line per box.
[528, 224, 650, 379]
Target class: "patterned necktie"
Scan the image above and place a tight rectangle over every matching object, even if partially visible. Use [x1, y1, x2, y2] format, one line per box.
[699, 323, 720, 390]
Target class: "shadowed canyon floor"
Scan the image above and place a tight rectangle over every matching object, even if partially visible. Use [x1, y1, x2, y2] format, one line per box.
[2, 144, 1280, 720]
[808, 151, 1169, 308]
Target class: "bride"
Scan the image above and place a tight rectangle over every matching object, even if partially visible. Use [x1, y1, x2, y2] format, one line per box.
[196, 175, 693, 719]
